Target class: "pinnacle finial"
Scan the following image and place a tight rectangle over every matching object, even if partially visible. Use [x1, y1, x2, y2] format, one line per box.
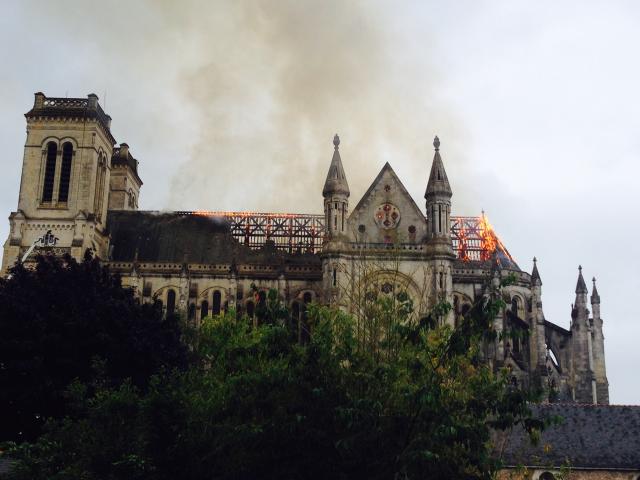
[591, 276, 600, 304]
[433, 135, 440, 151]
[575, 265, 588, 294]
[531, 256, 542, 284]
[333, 134, 340, 149]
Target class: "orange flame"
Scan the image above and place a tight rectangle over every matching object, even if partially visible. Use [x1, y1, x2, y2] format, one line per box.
[478, 213, 515, 263]
[457, 222, 470, 262]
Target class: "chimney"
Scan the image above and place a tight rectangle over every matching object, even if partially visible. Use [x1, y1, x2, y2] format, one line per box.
[119, 143, 129, 158]
[87, 93, 99, 109]
[34, 92, 45, 109]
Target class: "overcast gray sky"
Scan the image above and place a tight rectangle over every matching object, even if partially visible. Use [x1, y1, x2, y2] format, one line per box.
[1, 0, 639, 403]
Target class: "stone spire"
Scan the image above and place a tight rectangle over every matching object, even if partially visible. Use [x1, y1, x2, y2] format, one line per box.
[424, 135, 452, 200]
[531, 256, 542, 285]
[571, 264, 595, 403]
[530, 256, 547, 376]
[575, 265, 588, 295]
[322, 134, 350, 238]
[322, 134, 350, 197]
[591, 277, 600, 305]
[590, 275, 609, 404]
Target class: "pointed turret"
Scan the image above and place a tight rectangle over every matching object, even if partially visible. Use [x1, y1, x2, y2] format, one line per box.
[575, 265, 588, 295]
[424, 136, 454, 248]
[591, 277, 600, 304]
[322, 134, 350, 197]
[590, 276, 609, 404]
[423, 136, 455, 325]
[529, 257, 547, 376]
[424, 136, 452, 200]
[531, 256, 542, 286]
[570, 265, 596, 403]
[323, 134, 349, 237]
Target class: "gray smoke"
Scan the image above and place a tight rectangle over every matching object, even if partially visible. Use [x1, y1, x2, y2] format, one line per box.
[163, 1, 467, 213]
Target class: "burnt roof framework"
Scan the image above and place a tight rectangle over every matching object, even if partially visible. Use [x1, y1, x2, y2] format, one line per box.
[174, 211, 516, 265]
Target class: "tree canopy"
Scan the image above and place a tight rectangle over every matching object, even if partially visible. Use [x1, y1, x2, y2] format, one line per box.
[0, 252, 189, 442]
[1, 263, 543, 480]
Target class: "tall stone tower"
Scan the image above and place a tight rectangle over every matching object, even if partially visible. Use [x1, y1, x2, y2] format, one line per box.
[529, 258, 548, 378]
[2, 92, 116, 272]
[321, 134, 350, 306]
[424, 136, 455, 321]
[108, 143, 142, 210]
[569, 266, 610, 403]
[590, 277, 609, 404]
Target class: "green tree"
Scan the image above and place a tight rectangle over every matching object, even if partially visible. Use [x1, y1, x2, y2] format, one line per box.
[0, 252, 189, 442]
[2, 283, 543, 479]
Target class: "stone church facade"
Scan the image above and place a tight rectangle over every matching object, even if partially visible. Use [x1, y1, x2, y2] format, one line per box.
[2, 92, 610, 405]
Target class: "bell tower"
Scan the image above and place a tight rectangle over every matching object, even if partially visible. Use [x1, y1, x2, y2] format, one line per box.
[2, 92, 116, 273]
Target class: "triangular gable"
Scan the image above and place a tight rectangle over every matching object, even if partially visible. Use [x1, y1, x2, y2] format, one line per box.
[347, 163, 427, 243]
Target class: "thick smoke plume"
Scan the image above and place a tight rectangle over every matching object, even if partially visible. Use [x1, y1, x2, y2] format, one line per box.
[34, 0, 466, 213]
[162, 1, 465, 213]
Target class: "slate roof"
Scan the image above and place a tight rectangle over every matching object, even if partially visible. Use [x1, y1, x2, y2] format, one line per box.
[496, 403, 640, 470]
[106, 211, 320, 266]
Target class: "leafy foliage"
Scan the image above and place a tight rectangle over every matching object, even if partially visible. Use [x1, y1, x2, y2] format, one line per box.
[0, 252, 189, 442]
[2, 273, 542, 479]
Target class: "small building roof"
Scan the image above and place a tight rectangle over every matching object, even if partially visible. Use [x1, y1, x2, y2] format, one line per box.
[496, 403, 640, 470]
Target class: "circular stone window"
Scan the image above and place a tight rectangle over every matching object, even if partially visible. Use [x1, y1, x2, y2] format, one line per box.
[374, 203, 401, 230]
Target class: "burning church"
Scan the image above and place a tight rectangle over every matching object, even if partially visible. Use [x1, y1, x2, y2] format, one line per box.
[2, 92, 609, 405]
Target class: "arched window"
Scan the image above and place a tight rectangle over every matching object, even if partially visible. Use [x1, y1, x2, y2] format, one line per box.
[513, 333, 521, 354]
[58, 142, 73, 202]
[93, 154, 107, 221]
[539, 472, 556, 480]
[511, 297, 519, 315]
[127, 190, 136, 208]
[200, 300, 209, 319]
[166, 289, 176, 315]
[246, 301, 255, 319]
[303, 292, 312, 304]
[212, 290, 221, 315]
[42, 142, 57, 202]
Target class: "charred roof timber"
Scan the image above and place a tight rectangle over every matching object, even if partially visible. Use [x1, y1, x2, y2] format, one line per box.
[171, 211, 516, 266]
